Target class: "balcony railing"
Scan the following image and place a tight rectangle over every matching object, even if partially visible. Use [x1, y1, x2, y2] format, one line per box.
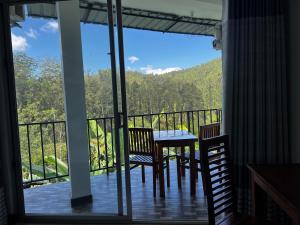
[19, 109, 222, 188]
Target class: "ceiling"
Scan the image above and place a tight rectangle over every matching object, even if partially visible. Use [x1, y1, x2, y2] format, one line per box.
[27, 0, 222, 36]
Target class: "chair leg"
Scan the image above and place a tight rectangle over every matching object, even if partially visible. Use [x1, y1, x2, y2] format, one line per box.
[195, 163, 199, 180]
[176, 156, 182, 189]
[166, 158, 170, 188]
[141, 165, 145, 183]
[153, 165, 156, 197]
[201, 170, 207, 195]
[180, 146, 186, 177]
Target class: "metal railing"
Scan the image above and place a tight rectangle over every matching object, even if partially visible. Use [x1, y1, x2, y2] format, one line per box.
[19, 109, 222, 187]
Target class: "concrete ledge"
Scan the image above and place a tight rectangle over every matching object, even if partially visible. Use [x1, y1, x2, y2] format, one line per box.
[71, 195, 93, 208]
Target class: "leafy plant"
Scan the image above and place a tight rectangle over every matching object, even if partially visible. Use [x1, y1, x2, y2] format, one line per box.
[22, 154, 69, 184]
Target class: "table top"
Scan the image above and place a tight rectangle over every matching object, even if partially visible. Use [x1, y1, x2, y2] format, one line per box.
[248, 164, 300, 222]
[153, 130, 197, 143]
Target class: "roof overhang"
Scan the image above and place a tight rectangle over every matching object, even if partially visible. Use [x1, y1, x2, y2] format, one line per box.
[27, 0, 222, 36]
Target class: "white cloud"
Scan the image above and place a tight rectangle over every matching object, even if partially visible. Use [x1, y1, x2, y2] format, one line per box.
[26, 28, 38, 39]
[41, 21, 59, 32]
[140, 65, 182, 75]
[11, 33, 28, 51]
[128, 56, 139, 64]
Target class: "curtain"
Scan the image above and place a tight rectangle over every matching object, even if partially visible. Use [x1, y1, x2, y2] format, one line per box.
[0, 155, 7, 225]
[0, 4, 8, 225]
[222, 0, 290, 219]
[0, 3, 24, 224]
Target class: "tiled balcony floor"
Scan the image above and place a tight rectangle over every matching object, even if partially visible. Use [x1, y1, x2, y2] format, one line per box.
[24, 160, 208, 220]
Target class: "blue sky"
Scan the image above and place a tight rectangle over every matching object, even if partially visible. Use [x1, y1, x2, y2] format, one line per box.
[11, 17, 221, 74]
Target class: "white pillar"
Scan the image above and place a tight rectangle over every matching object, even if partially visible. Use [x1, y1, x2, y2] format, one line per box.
[56, 0, 92, 206]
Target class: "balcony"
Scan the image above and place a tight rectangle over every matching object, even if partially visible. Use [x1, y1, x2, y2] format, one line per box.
[20, 109, 221, 220]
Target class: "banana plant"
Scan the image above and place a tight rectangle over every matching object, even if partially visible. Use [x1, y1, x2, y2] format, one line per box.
[88, 120, 114, 172]
[22, 154, 69, 184]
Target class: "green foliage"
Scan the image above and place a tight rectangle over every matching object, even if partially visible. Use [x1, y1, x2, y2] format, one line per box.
[88, 120, 114, 172]
[22, 155, 69, 182]
[44, 155, 69, 175]
[14, 53, 222, 123]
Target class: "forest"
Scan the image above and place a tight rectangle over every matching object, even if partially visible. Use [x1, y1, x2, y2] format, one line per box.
[14, 53, 222, 123]
[13, 52, 222, 185]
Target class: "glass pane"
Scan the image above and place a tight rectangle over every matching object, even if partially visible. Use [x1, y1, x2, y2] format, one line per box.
[10, 1, 129, 218]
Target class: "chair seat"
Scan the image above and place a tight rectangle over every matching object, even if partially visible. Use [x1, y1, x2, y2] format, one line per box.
[130, 155, 153, 164]
[183, 151, 201, 161]
[218, 214, 275, 225]
[218, 216, 275, 225]
[182, 149, 222, 162]
[183, 150, 216, 161]
[130, 154, 168, 165]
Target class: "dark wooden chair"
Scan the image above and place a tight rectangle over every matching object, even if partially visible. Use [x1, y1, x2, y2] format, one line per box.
[128, 127, 170, 197]
[176, 123, 221, 193]
[200, 135, 271, 225]
[199, 123, 221, 139]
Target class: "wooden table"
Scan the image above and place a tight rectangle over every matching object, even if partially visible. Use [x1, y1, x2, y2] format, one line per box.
[154, 130, 198, 198]
[248, 164, 300, 224]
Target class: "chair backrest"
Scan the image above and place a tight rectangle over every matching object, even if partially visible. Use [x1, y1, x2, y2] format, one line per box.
[199, 135, 235, 225]
[199, 123, 221, 140]
[128, 128, 155, 156]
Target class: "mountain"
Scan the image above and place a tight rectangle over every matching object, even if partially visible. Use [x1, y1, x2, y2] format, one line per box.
[13, 52, 222, 123]
[124, 58, 222, 115]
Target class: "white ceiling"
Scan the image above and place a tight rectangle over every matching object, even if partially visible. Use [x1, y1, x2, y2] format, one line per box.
[27, 0, 222, 36]
[95, 0, 222, 20]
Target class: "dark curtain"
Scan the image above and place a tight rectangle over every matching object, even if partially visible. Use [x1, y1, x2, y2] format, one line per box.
[0, 4, 8, 225]
[0, 3, 24, 224]
[0, 147, 7, 225]
[0, 4, 9, 225]
[222, 0, 290, 221]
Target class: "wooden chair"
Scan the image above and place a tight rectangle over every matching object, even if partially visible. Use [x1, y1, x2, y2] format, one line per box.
[128, 127, 170, 197]
[199, 123, 221, 140]
[200, 135, 270, 225]
[176, 123, 221, 193]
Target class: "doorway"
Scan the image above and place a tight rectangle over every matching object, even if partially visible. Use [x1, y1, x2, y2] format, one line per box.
[4, 0, 132, 223]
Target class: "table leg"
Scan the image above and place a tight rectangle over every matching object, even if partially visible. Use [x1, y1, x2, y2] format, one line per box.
[251, 173, 265, 218]
[180, 146, 186, 177]
[190, 143, 196, 196]
[157, 144, 165, 198]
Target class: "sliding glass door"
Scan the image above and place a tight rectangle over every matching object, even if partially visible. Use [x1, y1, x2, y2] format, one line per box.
[3, 0, 132, 223]
[107, 0, 132, 219]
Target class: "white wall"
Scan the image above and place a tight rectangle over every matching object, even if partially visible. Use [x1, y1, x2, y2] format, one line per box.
[288, 0, 300, 163]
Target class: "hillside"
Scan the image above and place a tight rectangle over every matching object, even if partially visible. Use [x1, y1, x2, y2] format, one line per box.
[13, 53, 222, 123]
[125, 58, 222, 115]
